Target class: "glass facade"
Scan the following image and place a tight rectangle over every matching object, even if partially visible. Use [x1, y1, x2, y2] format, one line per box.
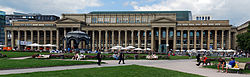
[0, 11, 5, 45]
[89, 11, 192, 21]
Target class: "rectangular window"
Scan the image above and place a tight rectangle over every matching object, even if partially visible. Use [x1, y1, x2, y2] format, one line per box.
[98, 17, 103, 23]
[136, 16, 141, 23]
[129, 16, 134, 23]
[116, 16, 122, 23]
[177, 32, 180, 37]
[142, 16, 147, 23]
[104, 17, 110, 23]
[91, 16, 97, 23]
[86, 16, 91, 23]
[111, 17, 116, 23]
[148, 16, 152, 23]
[123, 16, 128, 23]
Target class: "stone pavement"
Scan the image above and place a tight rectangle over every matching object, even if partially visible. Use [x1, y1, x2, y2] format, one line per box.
[99, 59, 250, 77]
[0, 59, 249, 77]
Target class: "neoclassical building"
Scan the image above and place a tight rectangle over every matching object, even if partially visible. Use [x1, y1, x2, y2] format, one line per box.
[4, 11, 239, 52]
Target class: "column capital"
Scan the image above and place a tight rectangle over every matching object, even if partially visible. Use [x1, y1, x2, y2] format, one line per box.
[166, 27, 169, 29]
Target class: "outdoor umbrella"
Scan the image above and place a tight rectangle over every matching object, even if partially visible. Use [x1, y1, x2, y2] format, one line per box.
[134, 48, 142, 51]
[114, 46, 122, 48]
[0, 45, 5, 47]
[27, 43, 42, 46]
[127, 46, 135, 49]
[111, 47, 118, 49]
[143, 48, 151, 51]
[121, 47, 128, 50]
[43, 44, 56, 47]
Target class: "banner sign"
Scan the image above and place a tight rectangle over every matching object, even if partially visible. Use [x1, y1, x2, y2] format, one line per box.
[17, 40, 32, 45]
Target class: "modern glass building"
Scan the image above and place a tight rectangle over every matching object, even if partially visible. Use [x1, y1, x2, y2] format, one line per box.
[5, 12, 60, 26]
[89, 11, 192, 21]
[0, 11, 5, 45]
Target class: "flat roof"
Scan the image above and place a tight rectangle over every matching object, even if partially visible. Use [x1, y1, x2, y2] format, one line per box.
[89, 11, 191, 14]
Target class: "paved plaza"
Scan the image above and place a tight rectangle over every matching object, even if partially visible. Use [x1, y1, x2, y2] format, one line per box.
[0, 59, 249, 77]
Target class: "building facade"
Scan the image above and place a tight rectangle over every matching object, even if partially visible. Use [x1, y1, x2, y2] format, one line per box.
[4, 11, 238, 52]
[5, 12, 60, 26]
[193, 15, 212, 20]
[0, 11, 5, 45]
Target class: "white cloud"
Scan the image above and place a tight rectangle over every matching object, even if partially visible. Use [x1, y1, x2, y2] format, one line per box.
[0, 0, 102, 15]
[130, 0, 250, 26]
[0, 6, 19, 14]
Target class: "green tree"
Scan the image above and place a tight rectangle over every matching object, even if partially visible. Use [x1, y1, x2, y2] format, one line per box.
[237, 22, 250, 53]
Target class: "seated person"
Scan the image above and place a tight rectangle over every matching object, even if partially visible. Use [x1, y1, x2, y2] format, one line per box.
[77, 53, 85, 60]
[72, 53, 79, 60]
[113, 54, 118, 60]
[196, 55, 208, 66]
[217, 57, 226, 72]
[226, 57, 237, 73]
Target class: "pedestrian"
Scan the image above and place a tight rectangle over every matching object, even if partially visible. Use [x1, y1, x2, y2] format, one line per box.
[96, 49, 102, 66]
[118, 52, 125, 64]
[196, 54, 201, 62]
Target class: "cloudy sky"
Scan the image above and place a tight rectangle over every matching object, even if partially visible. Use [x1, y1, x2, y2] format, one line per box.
[0, 0, 249, 26]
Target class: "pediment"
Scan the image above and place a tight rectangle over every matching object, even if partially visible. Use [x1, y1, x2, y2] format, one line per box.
[151, 17, 176, 23]
[56, 17, 82, 23]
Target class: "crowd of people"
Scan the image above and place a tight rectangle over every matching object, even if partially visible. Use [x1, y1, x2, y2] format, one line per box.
[195, 53, 239, 73]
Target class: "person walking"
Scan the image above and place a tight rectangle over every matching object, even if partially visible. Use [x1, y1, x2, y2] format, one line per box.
[118, 52, 125, 64]
[96, 49, 102, 66]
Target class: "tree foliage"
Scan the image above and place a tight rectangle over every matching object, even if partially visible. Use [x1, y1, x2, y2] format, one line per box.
[237, 22, 250, 52]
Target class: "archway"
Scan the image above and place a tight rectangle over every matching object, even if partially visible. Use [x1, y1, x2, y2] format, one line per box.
[62, 31, 90, 52]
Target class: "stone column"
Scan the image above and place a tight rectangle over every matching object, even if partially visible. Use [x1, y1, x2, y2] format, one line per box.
[11, 30, 14, 49]
[92, 31, 95, 51]
[118, 30, 121, 46]
[138, 30, 141, 48]
[173, 28, 177, 51]
[37, 30, 40, 49]
[105, 30, 108, 51]
[4, 30, 7, 47]
[131, 30, 134, 46]
[44, 30, 46, 49]
[228, 30, 231, 49]
[158, 27, 161, 51]
[214, 30, 217, 50]
[194, 30, 197, 49]
[221, 30, 224, 49]
[144, 30, 147, 50]
[17, 30, 20, 50]
[99, 30, 101, 49]
[187, 30, 190, 50]
[56, 30, 59, 49]
[50, 30, 53, 49]
[86, 30, 89, 49]
[207, 30, 210, 50]
[151, 28, 154, 51]
[24, 31, 27, 50]
[112, 30, 114, 47]
[24, 31, 27, 41]
[31, 30, 33, 50]
[64, 28, 66, 49]
[180, 30, 183, 51]
[200, 30, 203, 49]
[125, 30, 128, 47]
